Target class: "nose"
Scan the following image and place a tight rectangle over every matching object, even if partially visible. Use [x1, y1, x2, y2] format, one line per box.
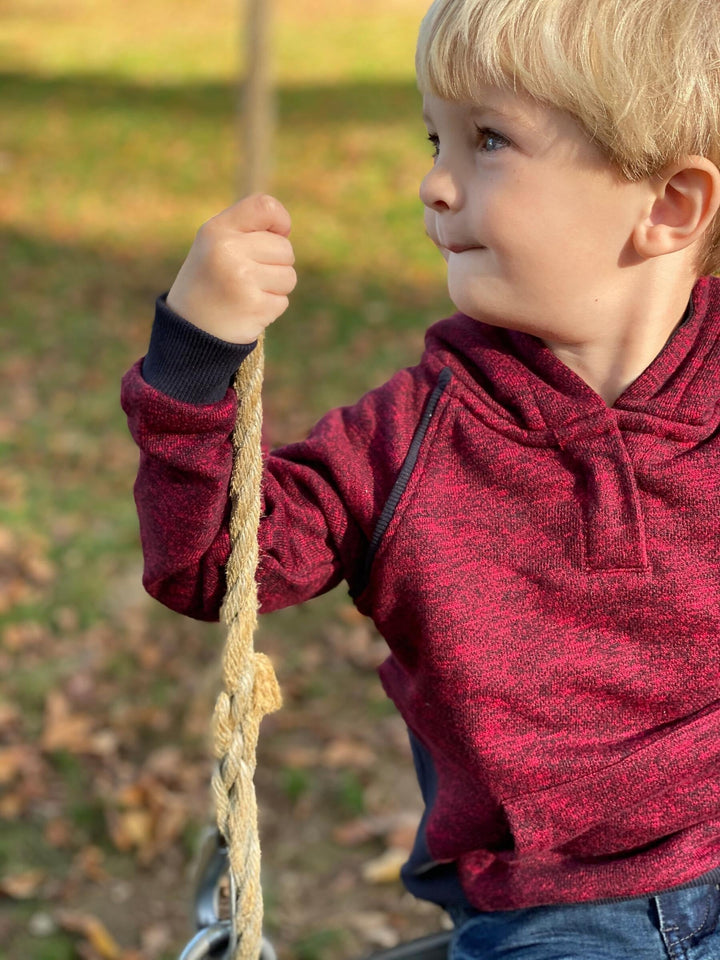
[419, 161, 463, 212]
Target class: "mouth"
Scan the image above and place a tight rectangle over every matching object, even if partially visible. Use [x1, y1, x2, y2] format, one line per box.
[443, 242, 484, 254]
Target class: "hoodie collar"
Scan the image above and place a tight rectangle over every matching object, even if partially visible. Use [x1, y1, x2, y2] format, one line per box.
[425, 276, 720, 442]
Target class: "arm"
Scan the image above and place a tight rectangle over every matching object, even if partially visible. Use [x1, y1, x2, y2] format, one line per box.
[122, 195, 429, 620]
[122, 195, 383, 619]
[122, 194, 297, 619]
[121, 296, 368, 620]
[121, 351, 238, 620]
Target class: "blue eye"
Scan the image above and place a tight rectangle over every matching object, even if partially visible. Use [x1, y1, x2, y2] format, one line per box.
[477, 127, 509, 152]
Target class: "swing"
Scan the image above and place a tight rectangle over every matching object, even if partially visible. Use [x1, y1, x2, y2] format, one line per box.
[173, 339, 453, 960]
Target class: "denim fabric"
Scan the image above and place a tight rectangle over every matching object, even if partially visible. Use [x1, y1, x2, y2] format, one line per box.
[447, 883, 720, 960]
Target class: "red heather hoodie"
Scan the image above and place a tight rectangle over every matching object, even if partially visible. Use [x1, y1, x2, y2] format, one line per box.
[122, 275, 720, 910]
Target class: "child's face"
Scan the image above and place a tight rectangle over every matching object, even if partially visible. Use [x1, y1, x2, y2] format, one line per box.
[420, 88, 656, 343]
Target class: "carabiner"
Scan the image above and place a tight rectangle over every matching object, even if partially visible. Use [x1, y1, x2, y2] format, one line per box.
[178, 921, 231, 960]
[176, 827, 278, 960]
[177, 920, 278, 960]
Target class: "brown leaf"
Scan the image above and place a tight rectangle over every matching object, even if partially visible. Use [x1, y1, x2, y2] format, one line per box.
[361, 847, 408, 885]
[72, 846, 109, 883]
[108, 775, 189, 862]
[44, 817, 73, 848]
[0, 744, 36, 784]
[0, 699, 21, 731]
[56, 910, 123, 960]
[280, 745, 321, 768]
[0, 869, 45, 898]
[333, 811, 420, 848]
[0, 577, 33, 614]
[0, 469, 25, 508]
[322, 737, 376, 769]
[41, 691, 95, 753]
[333, 817, 377, 847]
[109, 809, 154, 852]
[2, 620, 46, 651]
[0, 792, 23, 819]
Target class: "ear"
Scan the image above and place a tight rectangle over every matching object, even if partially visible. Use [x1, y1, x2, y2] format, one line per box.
[633, 157, 720, 260]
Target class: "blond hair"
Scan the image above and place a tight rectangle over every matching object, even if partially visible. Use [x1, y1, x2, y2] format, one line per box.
[417, 0, 720, 274]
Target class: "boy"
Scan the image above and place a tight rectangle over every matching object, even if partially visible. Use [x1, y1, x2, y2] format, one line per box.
[122, 0, 720, 955]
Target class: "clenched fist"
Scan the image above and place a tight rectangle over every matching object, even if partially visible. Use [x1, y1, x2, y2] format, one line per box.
[166, 193, 297, 344]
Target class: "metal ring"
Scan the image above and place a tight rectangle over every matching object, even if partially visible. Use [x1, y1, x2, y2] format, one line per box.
[178, 921, 231, 960]
[177, 922, 277, 960]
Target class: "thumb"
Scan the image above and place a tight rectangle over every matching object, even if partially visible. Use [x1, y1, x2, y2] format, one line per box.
[218, 193, 292, 237]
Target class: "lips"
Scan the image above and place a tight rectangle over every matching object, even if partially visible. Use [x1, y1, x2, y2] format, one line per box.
[443, 241, 483, 254]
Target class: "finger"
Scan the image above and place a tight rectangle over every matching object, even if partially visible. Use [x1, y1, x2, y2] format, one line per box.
[214, 193, 292, 237]
[246, 231, 295, 266]
[259, 291, 291, 324]
[255, 263, 298, 297]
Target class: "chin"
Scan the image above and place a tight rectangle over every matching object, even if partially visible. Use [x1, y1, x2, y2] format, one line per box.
[449, 292, 547, 339]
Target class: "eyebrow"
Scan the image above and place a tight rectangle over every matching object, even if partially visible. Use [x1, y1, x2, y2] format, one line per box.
[422, 103, 536, 130]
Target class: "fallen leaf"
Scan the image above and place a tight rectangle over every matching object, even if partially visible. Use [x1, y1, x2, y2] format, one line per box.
[322, 738, 376, 769]
[346, 911, 400, 949]
[109, 809, 154, 852]
[334, 811, 420, 848]
[0, 745, 33, 784]
[0, 699, 21, 730]
[0, 869, 45, 899]
[361, 847, 408, 885]
[108, 774, 190, 862]
[334, 818, 377, 846]
[0, 792, 22, 819]
[56, 910, 123, 960]
[3, 620, 46, 651]
[44, 817, 73, 848]
[0, 469, 25, 508]
[280, 745, 321, 768]
[72, 846, 108, 883]
[41, 691, 95, 753]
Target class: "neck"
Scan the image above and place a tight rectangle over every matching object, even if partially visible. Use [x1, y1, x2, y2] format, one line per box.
[543, 270, 696, 407]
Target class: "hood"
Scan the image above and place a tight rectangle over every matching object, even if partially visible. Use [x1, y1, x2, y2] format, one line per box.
[423, 275, 720, 444]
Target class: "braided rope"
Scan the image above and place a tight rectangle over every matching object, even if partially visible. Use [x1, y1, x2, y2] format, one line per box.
[212, 336, 282, 960]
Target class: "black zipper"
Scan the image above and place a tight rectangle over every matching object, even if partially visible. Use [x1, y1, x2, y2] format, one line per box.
[357, 366, 452, 592]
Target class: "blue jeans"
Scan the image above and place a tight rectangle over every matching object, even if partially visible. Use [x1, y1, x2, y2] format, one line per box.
[447, 884, 720, 960]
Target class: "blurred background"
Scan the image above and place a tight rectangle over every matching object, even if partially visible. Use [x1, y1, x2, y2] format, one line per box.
[0, 0, 455, 956]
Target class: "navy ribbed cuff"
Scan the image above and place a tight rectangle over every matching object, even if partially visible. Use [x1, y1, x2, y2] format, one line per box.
[141, 295, 257, 405]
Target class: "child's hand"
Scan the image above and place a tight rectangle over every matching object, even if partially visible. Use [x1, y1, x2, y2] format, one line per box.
[166, 194, 297, 344]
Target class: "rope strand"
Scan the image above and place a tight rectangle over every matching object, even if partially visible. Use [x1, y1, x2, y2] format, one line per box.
[212, 337, 282, 960]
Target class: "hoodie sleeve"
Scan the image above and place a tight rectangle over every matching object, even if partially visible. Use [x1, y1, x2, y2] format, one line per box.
[121, 346, 432, 621]
[121, 361, 239, 620]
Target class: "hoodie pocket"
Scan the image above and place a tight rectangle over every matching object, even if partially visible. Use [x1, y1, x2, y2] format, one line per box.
[504, 701, 720, 858]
